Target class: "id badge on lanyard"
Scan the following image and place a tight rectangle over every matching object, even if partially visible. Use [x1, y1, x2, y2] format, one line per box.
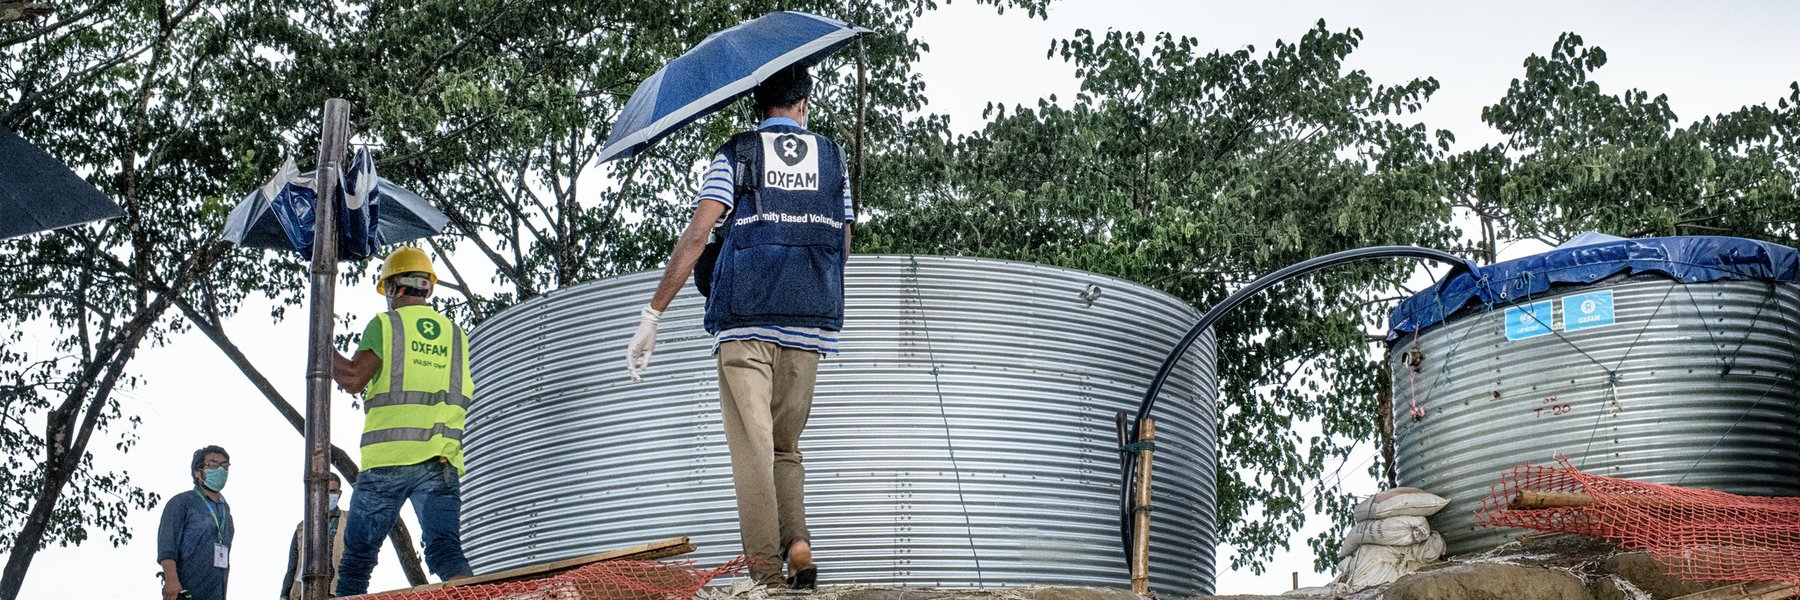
[197, 491, 230, 568]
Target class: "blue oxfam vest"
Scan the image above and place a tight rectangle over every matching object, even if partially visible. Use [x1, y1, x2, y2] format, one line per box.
[704, 123, 848, 334]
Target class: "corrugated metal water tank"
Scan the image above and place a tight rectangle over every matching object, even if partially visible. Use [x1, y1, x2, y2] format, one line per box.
[1387, 235, 1800, 555]
[463, 255, 1219, 595]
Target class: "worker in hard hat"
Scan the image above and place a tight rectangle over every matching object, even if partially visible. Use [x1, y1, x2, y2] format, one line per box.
[329, 246, 475, 596]
[626, 66, 848, 590]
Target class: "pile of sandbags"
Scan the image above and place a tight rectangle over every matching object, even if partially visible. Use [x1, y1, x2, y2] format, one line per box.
[1331, 487, 1449, 592]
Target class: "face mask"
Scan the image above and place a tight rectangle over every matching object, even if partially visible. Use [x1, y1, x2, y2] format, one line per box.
[328, 492, 341, 508]
[202, 467, 228, 492]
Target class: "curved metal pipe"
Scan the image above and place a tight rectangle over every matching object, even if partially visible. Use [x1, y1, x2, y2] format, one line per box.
[1118, 245, 1476, 570]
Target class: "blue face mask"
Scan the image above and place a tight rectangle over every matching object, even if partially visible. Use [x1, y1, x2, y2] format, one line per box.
[201, 467, 228, 492]
[328, 492, 341, 508]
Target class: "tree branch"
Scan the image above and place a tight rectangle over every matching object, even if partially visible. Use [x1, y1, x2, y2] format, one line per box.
[420, 179, 540, 298]
[0, 3, 104, 48]
[426, 237, 487, 323]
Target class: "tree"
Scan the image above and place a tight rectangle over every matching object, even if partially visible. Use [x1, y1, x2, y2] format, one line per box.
[858, 21, 1463, 572]
[1448, 33, 1800, 254]
[0, 2, 331, 596]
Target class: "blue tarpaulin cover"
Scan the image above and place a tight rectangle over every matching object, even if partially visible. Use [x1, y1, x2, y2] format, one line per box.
[223, 149, 448, 261]
[1387, 235, 1800, 340]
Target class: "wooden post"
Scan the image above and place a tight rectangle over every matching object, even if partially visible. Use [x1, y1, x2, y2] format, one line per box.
[302, 98, 351, 600]
[1291, 572, 1299, 590]
[1130, 418, 1155, 595]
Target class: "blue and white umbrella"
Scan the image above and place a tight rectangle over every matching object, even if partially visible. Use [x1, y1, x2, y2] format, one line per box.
[598, 11, 871, 163]
[0, 126, 124, 240]
[222, 149, 449, 261]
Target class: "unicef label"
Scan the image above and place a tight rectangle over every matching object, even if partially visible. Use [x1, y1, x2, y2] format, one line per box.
[1562, 290, 1616, 332]
[1504, 301, 1555, 341]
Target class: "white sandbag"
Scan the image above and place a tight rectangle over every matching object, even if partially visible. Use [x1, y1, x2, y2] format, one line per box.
[1407, 531, 1446, 563]
[1351, 486, 1449, 520]
[1334, 543, 1426, 591]
[1338, 515, 1432, 557]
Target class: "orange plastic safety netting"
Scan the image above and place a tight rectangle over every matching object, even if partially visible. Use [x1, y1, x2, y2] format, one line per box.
[1476, 457, 1800, 587]
[354, 557, 747, 600]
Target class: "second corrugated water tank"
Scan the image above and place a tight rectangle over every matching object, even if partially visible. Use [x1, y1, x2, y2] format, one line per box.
[1386, 235, 1800, 555]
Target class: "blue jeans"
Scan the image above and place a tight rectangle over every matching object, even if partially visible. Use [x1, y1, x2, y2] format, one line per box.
[334, 459, 472, 596]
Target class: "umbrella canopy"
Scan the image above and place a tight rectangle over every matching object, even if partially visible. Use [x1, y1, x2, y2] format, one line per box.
[0, 126, 124, 240]
[599, 11, 870, 163]
[223, 150, 449, 261]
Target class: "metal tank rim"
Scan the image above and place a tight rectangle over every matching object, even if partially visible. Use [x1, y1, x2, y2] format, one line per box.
[469, 253, 1208, 337]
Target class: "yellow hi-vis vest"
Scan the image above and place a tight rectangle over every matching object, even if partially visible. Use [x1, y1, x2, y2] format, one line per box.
[362, 305, 473, 475]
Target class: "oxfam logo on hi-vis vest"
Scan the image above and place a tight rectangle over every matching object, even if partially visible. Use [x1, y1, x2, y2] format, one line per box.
[416, 319, 442, 340]
[762, 132, 819, 191]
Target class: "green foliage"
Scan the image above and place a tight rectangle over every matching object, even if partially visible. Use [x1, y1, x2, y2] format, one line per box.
[0, 0, 324, 570]
[1449, 33, 1800, 256]
[271, 0, 1050, 324]
[859, 21, 1462, 572]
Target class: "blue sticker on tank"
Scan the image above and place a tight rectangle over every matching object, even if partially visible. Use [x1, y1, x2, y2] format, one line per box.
[1562, 290, 1616, 332]
[1504, 301, 1555, 340]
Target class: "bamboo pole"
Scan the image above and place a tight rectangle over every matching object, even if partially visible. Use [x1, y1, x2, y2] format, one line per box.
[1508, 490, 1709, 510]
[1510, 491, 1595, 509]
[302, 98, 351, 600]
[1130, 418, 1155, 595]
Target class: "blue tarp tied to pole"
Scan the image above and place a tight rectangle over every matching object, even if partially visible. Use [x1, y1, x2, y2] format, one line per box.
[223, 149, 447, 260]
[1387, 234, 1800, 340]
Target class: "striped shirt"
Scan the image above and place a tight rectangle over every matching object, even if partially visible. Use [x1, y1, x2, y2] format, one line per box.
[694, 118, 854, 355]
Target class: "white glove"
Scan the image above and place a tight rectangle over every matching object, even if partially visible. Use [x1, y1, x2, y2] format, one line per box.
[626, 306, 662, 382]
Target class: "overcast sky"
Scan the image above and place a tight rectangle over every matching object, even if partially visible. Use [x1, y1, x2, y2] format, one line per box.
[20, 1, 1800, 598]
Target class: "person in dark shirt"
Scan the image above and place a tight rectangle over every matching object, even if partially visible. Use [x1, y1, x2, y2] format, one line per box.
[279, 473, 346, 600]
[157, 445, 234, 600]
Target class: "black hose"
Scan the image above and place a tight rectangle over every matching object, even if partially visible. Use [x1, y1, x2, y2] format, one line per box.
[1118, 245, 1475, 574]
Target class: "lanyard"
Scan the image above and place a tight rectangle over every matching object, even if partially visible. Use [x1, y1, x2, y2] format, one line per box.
[193, 490, 228, 544]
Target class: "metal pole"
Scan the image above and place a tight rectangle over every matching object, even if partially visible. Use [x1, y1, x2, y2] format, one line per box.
[1130, 418, 1155, 595]
[302, 98, 351, 600]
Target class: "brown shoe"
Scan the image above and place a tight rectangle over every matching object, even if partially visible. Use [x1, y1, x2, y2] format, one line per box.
[784, 540, 816, 590]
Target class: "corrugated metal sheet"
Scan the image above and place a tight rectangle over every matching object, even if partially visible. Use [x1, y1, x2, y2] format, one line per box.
[1390, 276, 1800, 555]
[463, 255, 1219, 595]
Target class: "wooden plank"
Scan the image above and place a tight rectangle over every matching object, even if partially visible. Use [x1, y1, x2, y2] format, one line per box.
[361, 536, 695, 597]
[1669, 581, 1796, 600]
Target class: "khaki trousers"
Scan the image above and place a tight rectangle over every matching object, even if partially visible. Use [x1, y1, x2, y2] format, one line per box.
[717, 339, 819, 585]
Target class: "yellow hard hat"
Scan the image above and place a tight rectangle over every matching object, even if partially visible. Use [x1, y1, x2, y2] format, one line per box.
[376, 246, 438, 295]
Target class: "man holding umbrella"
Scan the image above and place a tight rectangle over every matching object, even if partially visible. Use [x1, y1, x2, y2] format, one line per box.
[626, 65, 852, 589]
